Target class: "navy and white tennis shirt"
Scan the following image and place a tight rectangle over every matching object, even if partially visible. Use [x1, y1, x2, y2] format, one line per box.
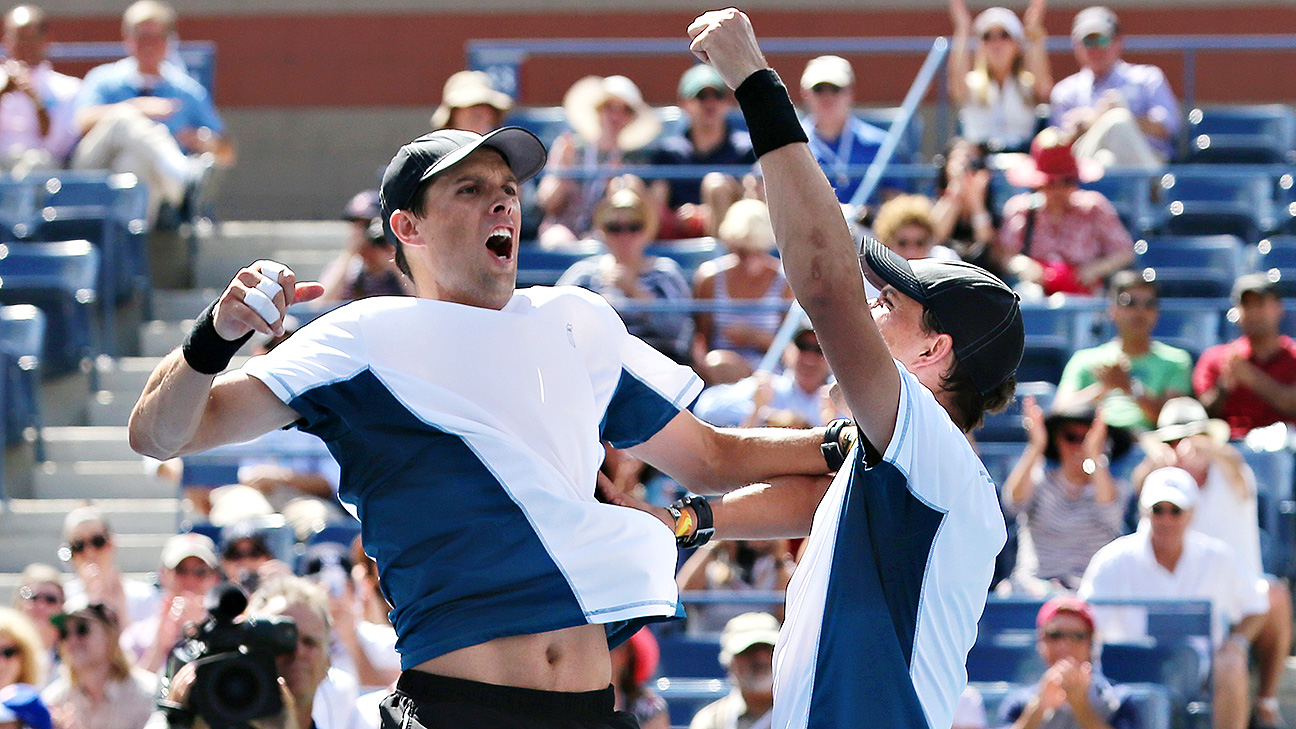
[773, 363, 1006, 729]
[242, 287, 703, 669]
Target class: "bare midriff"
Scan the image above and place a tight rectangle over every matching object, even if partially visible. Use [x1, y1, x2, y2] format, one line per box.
[410, 623, 612, 692]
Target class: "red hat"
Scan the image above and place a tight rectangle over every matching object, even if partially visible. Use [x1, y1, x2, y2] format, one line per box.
[1006, 129, 1104, 189]
[625, 628, 660, 686]
[1036, 595, 1096, 633]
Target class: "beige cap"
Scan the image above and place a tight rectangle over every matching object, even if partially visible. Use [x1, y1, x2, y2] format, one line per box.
[719, 612, 781, 666]
[161, 532, 219, 570]
[801, 55, 854, 90]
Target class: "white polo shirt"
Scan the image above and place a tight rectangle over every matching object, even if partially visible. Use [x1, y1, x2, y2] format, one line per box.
[773, 363, 1006, 729]
[1078, 525, 1268, 647]
[242, 287, 703, 668]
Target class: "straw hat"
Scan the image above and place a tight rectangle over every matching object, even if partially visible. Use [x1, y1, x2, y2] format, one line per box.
[1139, 397, 1230, 450]
[431, 71, 513, 131]
[562, 75, 661, 152]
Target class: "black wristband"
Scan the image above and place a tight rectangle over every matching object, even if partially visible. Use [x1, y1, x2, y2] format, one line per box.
[822, 418, 855, 471]
[673, 494, 714, 549]
[182, 298, 253, 375]
[734, 68, 808, 158]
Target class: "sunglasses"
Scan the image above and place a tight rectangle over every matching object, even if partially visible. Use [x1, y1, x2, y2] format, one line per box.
[174, 565, 216, 579]
[19, 586, 61, 606]
[810, 83, 844, 95]
[57, 619, 93, 640]
[1152, 504, 1184, 516]
[1116, 293, 1159, 310]
[982, 30, 1012, 42]
[603, 221, 644, 235]
[1082, 34, 1113, 49]
[0, 645, 20, 659]
[1041, 629, 1090, 642]
[794, 339, 822, 354]
[224, 546, 269, 561]
[1060, 430, 1089, 444]
[694, 88, 729, 102]
[67, 533, 108, 555]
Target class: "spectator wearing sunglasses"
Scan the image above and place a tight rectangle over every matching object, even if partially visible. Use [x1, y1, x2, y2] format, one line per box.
[1050, 6, 1180, 171]
[120, 533, 223, 672]
[41, 599, 156, 729]
[1002, 400, 1134, 594]
[997, 597, 1142, 729]
[695, 326, 841, 429]
[1081, 467, 1269, 729]
[59, 506, 159, 628]
[796, 55, 891, 205]
[11, 565, 62, 663]
[947, 0, 1052, 153]
[1055, 271, 1192, 431]
[1131, 398, 1292, 729]
[646, 64, 755, 240]
[217, 522, 287, 590]
[558, 181, 695, 364]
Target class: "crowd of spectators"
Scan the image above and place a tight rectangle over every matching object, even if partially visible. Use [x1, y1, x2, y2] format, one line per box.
[5, 2, 1296, 729]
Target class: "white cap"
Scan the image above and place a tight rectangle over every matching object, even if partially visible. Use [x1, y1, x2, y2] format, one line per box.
[801, 55, 854, 90]
[1139, 467, 1199, 511]
[1072, 6, 1119, 41]
[719, 612, 781, 666]
[974, 7, 1025, 43]
[161, 532, 219, 570]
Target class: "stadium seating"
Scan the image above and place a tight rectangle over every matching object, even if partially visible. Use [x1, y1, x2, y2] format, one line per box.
[1134, 235, 1247, 299]
[1017, 339, 1071, 384]
[977, 381, 1056, 443]
[1242, 447, 1296, 578]
[1253, 236, 1296, 295]
[1156, 171, 1277, 243]
[0, 304, 45, 457]
[1187, 105, 1296, 164]
[0, 239, 99, 376]
[1082, 171, 1157, 236]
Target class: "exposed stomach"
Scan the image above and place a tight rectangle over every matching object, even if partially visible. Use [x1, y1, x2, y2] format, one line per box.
[410, 623, 612, 692]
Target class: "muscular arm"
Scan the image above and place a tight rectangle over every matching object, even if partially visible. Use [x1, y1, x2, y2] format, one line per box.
[711, 475, 832, 539]
[629, 409, 827, 495]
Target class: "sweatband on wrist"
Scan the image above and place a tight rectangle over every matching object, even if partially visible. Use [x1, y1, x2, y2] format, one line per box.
[734, 69, 808, 158]
[182, 298, 253, 375]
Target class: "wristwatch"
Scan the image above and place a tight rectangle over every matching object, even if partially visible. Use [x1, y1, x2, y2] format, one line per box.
[669, 495, 714, 549]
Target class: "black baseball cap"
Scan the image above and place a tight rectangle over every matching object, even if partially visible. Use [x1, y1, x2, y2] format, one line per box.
[862, 237, 1024, 395]
[378, 127, 547, 225]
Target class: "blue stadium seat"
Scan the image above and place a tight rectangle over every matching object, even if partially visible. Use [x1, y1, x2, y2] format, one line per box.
[855, 107, 924, 165]
[1134, 235, 1247, 298]
[1102, 641, 1208, 726]
[1187, 105, 1296, 164]
[655, 634, 725, 679]
[1020, 298, 1106, 352]
[1156, 171, 1277, 243]
[0, 304, 44, 457]
[656, 677, 728, 728]
[1146, 299, 1228, 359]
[1081, 171, 1157, 235]
[1241, 447, 1296, 577]
[0, 240, 98, 375]
[1253, 236, 1296, 296]
[1017, 340, 1071, 384]
[516, 245, 600, 286]
[965, 632, 1043, 684]
[978, 381, 1056, 443]
[645, 237, 721, 278]
[503, 107, 570, 149]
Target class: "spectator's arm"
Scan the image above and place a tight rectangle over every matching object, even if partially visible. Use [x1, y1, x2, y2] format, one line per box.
[1136, 67, 1181, 142]
[536, 133, 578, 216]
[1022, 0, 1053, 100]
[946, 0, 973, 107]
[1003, 442, 1044, 509]
[675, 541, 721, 591]
[691, 263, 718, 358]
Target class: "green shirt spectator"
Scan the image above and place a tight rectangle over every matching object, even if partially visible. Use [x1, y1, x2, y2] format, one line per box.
[1058, 340, 1192, 430]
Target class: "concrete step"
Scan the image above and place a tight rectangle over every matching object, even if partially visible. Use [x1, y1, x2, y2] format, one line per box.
[208, 220, 349, 253]
[31, 460, 175, 499]
[139, 320, 190, 358]
[194, 247, 336, 290]
[150, 289, 222, 322]
[0, 497, 181, 535]
[43, 426, 136, 462]
[87, 390, 133, 427]
[94, 356, 251, 396]
[0, 532, 172, 573]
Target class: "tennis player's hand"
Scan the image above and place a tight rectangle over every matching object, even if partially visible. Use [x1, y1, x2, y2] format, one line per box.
[214, 260, 325, 340]
[597, 471, 674, 531]
[687, 8, 770, 90]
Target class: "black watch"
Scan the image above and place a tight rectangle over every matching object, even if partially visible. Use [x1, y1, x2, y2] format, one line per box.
[822, 418, 856, 471]
[671, 494, 714, 549]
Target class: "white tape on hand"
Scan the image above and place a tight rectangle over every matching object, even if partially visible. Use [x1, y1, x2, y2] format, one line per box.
[242, 287, 280, 327]
[254, 274, 283, 303]
[259, 261, 288, 281]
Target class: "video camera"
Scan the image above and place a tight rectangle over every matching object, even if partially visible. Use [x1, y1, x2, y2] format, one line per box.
[162, 583, 298, 729]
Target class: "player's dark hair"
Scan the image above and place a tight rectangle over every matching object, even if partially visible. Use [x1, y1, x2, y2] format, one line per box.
[921, 307, 1016, 432]
[388, 178, 438, 279]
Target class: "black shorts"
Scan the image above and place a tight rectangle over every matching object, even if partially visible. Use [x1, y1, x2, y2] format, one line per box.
[377, 671, 640, 729]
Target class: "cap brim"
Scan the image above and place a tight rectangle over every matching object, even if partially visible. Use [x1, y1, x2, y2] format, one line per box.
[415, 126, 547, 191]
[861, 236, 926, 303]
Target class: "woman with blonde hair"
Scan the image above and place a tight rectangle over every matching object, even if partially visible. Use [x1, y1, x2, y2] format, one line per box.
[948, 0, 1052, 152]
[11, 564, 62, 661]
[41, 601, 155, 729]
[0, 608, 47, 690]
[692, 199, 793, 377]
[871, 194, 961, 262]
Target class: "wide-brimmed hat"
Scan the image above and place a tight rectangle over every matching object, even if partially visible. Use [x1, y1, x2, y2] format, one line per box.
[1042, 404, 1134, 462]
[974, 7, 1026, 44]
[1140, 397, 1230, 449]
[1006, 129, 1104, 189]
[431, 70, 513, 131]
[562, 75, 661, 152]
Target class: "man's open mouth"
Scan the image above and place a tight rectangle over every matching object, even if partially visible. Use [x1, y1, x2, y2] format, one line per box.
[486, 227, 514, 260]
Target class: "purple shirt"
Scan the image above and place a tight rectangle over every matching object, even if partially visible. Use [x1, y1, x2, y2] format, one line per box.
[1049, 60, 1181, 160]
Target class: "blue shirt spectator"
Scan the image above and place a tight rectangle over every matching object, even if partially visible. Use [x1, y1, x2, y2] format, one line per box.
[75, 56, 222, 142]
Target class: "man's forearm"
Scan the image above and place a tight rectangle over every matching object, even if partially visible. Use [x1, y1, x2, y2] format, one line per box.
[712, 475, 832, 540]
[691, 425, 828, 494]
[129, 348, 219, 459]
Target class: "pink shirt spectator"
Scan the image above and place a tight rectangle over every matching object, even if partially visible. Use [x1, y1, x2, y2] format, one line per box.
[998, 189, 1133, 267]
[0, 61, 80, 163]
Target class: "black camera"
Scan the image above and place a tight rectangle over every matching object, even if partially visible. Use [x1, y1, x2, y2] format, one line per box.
[163, 583, 298, 729]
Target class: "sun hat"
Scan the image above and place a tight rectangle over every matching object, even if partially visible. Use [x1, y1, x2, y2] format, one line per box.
[562, 75, 661, 152]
